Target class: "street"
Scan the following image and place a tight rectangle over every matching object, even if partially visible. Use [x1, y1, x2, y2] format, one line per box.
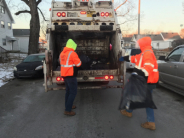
[0, 74, 184, 138]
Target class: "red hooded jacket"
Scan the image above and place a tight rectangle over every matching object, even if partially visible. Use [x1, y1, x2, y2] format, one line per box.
[130, 37, 159, 83]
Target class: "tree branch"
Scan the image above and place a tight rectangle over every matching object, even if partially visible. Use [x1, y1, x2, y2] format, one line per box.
[117, 8, 130, 17]
[119, 18, 137, 25]
[37, 7, 49, 21]
[37, 0, 42, 6]
[15, 10, 31, 15]
[115, 0, 128, 11]
[21, 0, 29, 6]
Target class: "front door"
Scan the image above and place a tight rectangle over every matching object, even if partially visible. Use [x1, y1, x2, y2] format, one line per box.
[174, 47, 184, 90]
[159, 48, 183, 86]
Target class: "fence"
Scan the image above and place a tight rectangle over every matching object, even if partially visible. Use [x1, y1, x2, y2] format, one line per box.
[0, 46, 8, 62]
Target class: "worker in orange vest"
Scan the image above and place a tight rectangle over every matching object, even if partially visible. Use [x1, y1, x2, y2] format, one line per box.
[60, 39, 82, 116]
[119, 37, 159, 130]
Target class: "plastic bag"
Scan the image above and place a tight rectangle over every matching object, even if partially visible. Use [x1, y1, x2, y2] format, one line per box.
[119, 74, 157, 110]
[79, 54, 91, 70]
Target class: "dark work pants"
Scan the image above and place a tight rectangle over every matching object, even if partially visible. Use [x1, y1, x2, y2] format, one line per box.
[64, 77, 77, 112]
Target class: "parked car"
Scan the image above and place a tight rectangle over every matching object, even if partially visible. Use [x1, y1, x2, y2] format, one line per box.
[158, 45, 184, 95]
[125, 48, 141, 70]
[14, 53, 45, 78]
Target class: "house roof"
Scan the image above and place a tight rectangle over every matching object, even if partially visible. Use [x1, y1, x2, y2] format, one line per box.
[13, 29, 30, 36]
[161, 32, 181, 40]
[2, 0, 15, 23]
[133, 34, 163, 41]
[123, 37, 132, 42]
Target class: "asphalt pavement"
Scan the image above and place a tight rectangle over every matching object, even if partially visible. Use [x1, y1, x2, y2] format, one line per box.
[0, 74, 184, 138]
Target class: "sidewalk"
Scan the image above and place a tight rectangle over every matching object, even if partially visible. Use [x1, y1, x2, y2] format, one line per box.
[0, 53, 27, 87]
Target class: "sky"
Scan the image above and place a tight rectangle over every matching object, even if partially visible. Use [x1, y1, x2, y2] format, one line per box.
[9, 0, 184, 35]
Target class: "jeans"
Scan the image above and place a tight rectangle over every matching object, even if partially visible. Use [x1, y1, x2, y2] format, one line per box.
[126, 84, 156, 122]
[64, 77, 77, 112]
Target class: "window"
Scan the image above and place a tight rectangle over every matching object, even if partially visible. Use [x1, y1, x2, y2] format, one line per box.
[0, 6, 5, 14]
[1, 21, 4, 28]
[2, 39, 6, 46]
[8, 23, 11, 29]
[167, 47, 184, 62]
[23, 55, 45, 62]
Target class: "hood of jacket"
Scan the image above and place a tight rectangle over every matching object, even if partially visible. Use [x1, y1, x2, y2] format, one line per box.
[66, 39, 77, 50]
[137, 37, 152, 52]
[62, 47, 74, 53]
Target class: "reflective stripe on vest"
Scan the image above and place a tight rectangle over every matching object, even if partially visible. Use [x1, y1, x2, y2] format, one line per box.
[138, 50, 158, 72]
[138, 50, 153, 68]
[60, 51, 76, 67]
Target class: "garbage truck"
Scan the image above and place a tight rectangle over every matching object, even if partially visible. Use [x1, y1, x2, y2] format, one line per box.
[44, 0, 125, 92]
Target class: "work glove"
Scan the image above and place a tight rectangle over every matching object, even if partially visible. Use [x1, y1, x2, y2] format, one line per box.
[119, 56, 130, 62]
[132, 68, 148, 81]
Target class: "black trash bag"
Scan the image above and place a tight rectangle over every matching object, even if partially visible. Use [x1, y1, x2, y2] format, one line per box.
[56, 66, 60, 71]
[91, 63, 110, 70]
[79, 54, 91, 70]
[119, 74, 157, 110]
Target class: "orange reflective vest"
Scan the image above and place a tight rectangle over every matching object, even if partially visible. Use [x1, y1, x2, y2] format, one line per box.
[131, 50, 159, 83]
[60, 47, 81, 77]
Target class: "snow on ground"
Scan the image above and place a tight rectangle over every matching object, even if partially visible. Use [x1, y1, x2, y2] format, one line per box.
[0, 53, 27, 87]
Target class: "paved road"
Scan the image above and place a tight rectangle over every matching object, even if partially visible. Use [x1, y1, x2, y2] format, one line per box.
[0, 74, 184, 138]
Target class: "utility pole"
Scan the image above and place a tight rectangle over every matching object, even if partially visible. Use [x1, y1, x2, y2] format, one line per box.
[138, 0, 141, 35]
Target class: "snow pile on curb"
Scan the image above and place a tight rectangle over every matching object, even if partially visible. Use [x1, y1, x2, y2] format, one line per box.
[0, 53, 27, 87]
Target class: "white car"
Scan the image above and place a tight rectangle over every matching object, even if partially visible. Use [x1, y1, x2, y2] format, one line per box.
[125, 48, 141, 70]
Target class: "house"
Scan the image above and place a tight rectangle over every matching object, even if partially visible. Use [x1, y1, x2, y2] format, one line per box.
[13, 29, 30, 53]
[131, 33, 182, 50]
[131, 34, 164, 49]
[160, 32, 181, 48]
[0, 0, 17, 51]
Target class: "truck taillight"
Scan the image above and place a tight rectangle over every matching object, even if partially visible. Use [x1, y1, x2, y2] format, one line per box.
[62, 12, 66, 17]
[80, 11, 86, 14]
[57, 12, 62, 17]
[56, 77, 61, 81]
[86, 0, 89, 1]
[95, 77, 104, 79]
[49, 8, 51, 11]
[101, 12, 105, 17]
[105, 76, 109, 80]
[110, 75, 114, 80]
[105, 12, 109, 17]
[56, 77, 64, 81]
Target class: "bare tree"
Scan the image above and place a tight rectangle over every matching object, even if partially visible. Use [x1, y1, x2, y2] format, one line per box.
[114, 0, 139, 35]
[143, 29, 154, 35]
[15, 0, 43, 55]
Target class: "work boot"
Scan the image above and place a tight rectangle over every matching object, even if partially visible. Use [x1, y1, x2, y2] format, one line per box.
[120, 110, 132, 118]
[72, 105, 76, 109]
[64, 111, 76, 116]
[141, 122, 156, 130]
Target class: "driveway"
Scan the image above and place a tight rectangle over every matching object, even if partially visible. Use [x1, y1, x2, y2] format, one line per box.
[0, 74, 184, 138]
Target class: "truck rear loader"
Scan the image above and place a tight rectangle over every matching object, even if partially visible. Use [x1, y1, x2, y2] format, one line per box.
[44, 0, 125, 92]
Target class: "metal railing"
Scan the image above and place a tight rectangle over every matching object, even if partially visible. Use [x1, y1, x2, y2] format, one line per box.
[0, 46, 8, 62]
